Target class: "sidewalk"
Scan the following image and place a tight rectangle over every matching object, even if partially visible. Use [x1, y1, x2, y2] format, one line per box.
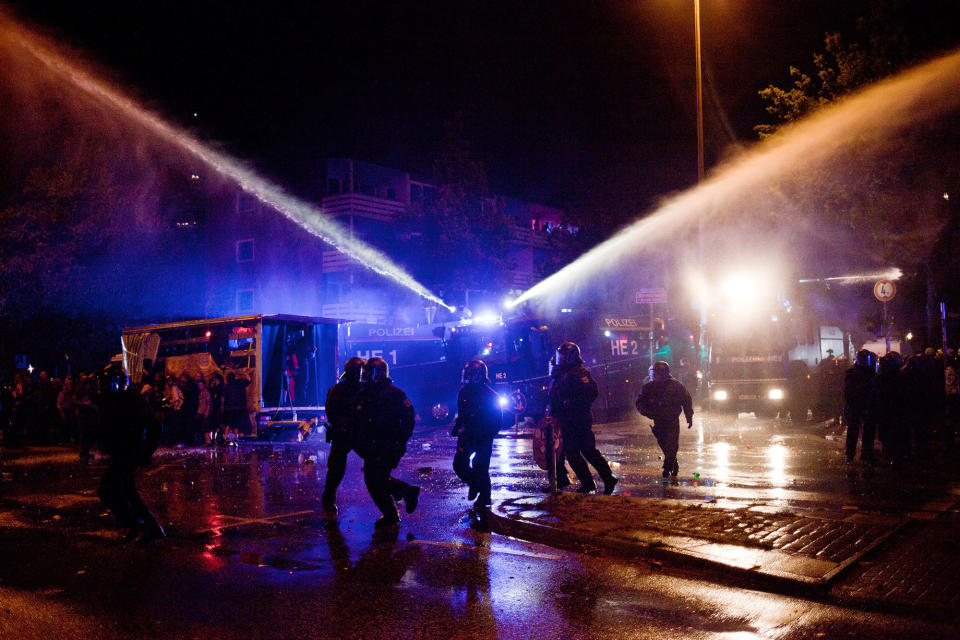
[488, 487, 960, 620]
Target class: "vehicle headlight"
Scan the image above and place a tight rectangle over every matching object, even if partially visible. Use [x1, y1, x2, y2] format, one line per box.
[713, 390, 728, 401]
[768, 388, 784, 400]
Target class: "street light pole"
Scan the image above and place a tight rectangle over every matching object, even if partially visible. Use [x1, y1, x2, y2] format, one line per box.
[694, 0, 707, 387]
[694, 0, 704, 184]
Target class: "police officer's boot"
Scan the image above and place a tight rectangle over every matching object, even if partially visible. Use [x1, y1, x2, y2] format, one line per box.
[373, 496, 401, 527]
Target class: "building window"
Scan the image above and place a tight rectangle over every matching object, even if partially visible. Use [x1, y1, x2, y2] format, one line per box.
[236, 289, 254, 313]
[236, 239, 254, 263]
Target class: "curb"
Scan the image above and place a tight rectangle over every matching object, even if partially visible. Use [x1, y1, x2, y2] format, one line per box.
[487, 497, 909, 597]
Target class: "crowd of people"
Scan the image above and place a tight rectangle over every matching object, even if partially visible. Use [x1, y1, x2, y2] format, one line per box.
[842, 347, 959, 467]
[6, 339, 960, 541]
[0, 367, 255, 452]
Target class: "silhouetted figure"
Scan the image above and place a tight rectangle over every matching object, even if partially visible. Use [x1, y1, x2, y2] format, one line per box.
[844, 349, 876, 463]
[355, 357, 419, 527]
[222, 371, 251, 445]
[96, 379, 164, 544]
[872, 352, 906, 467]
[452, 360, 503, 527]
[321, 357, 366, 513]
[637, 360, 694, 478]
[549, 342, 617, 495]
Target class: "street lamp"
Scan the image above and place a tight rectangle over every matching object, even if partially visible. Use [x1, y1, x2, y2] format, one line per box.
[693, 0, 707, 384]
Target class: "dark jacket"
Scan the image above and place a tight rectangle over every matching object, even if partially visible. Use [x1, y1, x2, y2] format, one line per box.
[637, 377, 693, 424]
[843, 364, 875, 412]
[548, 364, 598, 426]
[355, 378, 416, 467]
[97, 390, 161, 466]
[454, 383, 503, 441]
[325, 379, 363, 441]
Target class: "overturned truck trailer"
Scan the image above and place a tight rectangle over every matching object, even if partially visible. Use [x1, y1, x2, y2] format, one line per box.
[121, 314, 339, 440]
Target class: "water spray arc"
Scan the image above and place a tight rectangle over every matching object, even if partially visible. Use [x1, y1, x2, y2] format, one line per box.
[508, 49, 960, 309]
[0, 15, 452, 312]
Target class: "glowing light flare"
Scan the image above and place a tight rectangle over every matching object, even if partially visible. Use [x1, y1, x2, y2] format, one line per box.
[3, 19, 452, 312]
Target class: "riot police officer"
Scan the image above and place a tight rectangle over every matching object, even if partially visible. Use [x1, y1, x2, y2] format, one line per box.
[321, 357, 366, 513]
[96, 373, 165, 544]
[355, 357, 420, 527]
[636, 360, 693, 479]
[451, 360, 503, 517]
[844, 349, 876, 463]
[548, 342, 618, 495]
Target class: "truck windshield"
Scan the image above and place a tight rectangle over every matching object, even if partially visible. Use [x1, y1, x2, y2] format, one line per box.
[709, 324, 788, 380]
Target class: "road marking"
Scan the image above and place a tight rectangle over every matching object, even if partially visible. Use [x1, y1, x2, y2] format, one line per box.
[409, 538, 560, 560]
[194, 510, 316, 534]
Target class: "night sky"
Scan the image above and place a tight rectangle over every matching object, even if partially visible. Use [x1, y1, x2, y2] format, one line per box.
[3, 1, 958, 225]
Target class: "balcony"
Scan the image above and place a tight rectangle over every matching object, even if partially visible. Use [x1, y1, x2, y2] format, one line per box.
[321, 301, 389, 323]
[508, 225, 554, 249]
[322, 250, 351, 273]
[505, 269, 537, 290]
[321, 193, 406, 222]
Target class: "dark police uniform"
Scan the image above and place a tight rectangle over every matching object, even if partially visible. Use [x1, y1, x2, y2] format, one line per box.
[843, 358, 876, 462]
[96, 388, 164, 543]
[549, 363, 615, 493]
[355, 377, 419, 524]
[322, 376, 364, 509]
[452, 382, 503, 507]
[636, 374, 693, 477]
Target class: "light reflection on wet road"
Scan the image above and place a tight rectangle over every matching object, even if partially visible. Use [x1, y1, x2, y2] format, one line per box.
[0, 411, 957, 638]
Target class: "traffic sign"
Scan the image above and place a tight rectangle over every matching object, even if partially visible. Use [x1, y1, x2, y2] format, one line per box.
[874, 280, 896, 302]
[635, 288, 667, 304]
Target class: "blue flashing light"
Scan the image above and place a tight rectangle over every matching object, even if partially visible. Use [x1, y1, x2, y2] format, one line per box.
[561, 308, 573, 313]
[498, 395, 509, 408]
[604, 330, 613, 338]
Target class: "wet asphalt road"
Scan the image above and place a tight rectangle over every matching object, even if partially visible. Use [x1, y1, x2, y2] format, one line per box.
[1, 412, 958, 639]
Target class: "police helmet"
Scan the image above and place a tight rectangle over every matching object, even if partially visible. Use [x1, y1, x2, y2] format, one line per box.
[879, 351, 903, 374]
[362, 357, 389, 383]
[652, 360, 671, 379]
[855, 349, 873, 368]
[462, 359, 489, 384]
[555, 342, 584, 366]
[340, 357, 366, 382]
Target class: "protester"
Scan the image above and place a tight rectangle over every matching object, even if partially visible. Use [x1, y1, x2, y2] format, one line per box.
[221, 371, 251, 446]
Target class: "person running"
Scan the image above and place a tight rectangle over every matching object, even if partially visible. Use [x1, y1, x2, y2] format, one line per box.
[321, 357, 366, 513]
[354, 357, 420, 527]
[636, 360, 693, 479]
[548, 342, 617, 495]
[451, 360, 503, 526]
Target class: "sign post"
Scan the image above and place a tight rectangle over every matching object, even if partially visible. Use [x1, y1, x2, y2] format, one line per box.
[636, 288, 667, 369]
[873, 280, 896, 353]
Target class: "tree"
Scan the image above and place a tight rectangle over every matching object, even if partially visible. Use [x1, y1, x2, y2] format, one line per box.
[399, 113, 513, 298]
[756, 0, 954, 137]
[754, 0, 960, 345]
